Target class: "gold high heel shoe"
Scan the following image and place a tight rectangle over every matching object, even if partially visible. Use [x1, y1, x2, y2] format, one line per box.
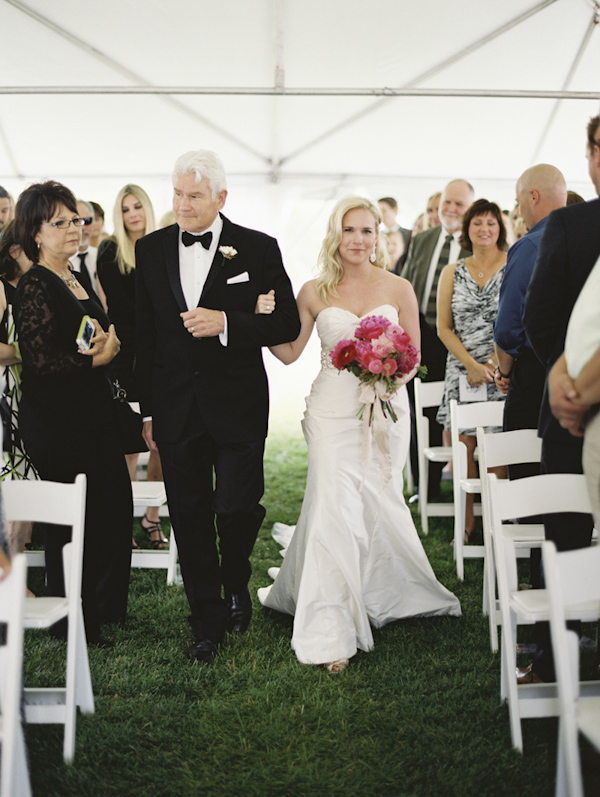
[324, 658, 349, 673]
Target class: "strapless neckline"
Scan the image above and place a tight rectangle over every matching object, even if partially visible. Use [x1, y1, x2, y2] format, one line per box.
[317, 303, 397, 321]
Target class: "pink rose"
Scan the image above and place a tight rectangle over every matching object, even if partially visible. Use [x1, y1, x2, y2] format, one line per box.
[355, 315, 391, 341]
[330, 340, 356, 370]
[368, 358, 384, 374]
[371, 340, 391, 358]
[386, 323, 412, 352]
[398, 343, 419, 374]
[355, 340, 374, 369]
[383, 358, 398, 376]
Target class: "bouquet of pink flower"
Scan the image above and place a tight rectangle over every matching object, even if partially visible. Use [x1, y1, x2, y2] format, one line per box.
[330, 314, 426, 424]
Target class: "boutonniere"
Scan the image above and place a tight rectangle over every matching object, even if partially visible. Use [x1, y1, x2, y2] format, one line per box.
[219, 246, 238, 260]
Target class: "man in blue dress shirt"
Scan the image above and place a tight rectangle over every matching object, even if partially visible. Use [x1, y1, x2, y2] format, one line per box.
[494, 164, 567, 479]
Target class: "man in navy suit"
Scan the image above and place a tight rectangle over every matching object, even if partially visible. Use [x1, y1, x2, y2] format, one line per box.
[135, 150, 301, 662]
[521, 115, 600, 683]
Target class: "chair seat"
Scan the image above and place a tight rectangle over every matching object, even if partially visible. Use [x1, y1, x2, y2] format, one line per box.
[510, 589, 600, 623]
[424, 445, 452, 463]
[578, 697, 600, 749]
[503, 522, 544, 542]
[24, 596, 69, 627]
[459, 477, 481, 494]
[132, 481, 167, 507]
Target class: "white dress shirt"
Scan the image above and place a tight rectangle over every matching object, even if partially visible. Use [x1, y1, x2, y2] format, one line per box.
[420, 229, 462, 314]
[178, 214, 228, 346]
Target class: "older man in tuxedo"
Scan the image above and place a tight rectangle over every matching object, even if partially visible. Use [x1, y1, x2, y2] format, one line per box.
[402, 179, 474, 497]
[520, 115, 600, 684]
[135, 150, 301, 663]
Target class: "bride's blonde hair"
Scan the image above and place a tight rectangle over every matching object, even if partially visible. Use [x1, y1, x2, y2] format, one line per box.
[315, 196, 388, 302]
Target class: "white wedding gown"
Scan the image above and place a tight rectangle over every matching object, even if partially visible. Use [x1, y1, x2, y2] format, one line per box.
[258, 305, 461, 665]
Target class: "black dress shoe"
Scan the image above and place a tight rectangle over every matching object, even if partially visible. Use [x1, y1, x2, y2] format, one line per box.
[226, 588, 252, 634]
[189, 639, 218, 664]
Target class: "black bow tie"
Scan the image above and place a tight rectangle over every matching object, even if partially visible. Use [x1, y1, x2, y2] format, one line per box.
[182, 231, 212, 249]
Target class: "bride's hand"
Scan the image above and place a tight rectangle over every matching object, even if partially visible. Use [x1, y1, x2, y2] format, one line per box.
[255, 289, 275, 314]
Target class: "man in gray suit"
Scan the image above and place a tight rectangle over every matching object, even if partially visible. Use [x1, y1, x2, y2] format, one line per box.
[402, 179, 474, 497]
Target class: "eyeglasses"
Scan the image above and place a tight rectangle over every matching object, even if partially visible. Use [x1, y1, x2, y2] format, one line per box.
[42, 217, 87, 230]
[81, 216, 93, 225]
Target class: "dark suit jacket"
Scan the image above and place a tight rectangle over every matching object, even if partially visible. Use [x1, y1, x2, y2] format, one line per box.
[401, 226, 470, 307]
[523, 197, 600, 440]
[135, 214, 301, 444]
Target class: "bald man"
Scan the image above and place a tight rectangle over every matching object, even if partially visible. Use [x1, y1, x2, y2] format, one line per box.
[494, 164, 567, 471]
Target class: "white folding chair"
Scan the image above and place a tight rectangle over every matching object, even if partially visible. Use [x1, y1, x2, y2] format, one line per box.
[413, 378, 453, 535]
[2, 475, 94, 763]
[477, 427, 544, 652]
[487, 473, 600, 751]
[543, 541, 600, 797]
[0, 555, 31, 797]
[450, 398, 505, 580]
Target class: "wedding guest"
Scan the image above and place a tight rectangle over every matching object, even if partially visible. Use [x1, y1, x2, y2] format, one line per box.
[14, 181, 132, 643]
[97, 184, 167, 549]
[0, 222, 37, 577]
[436, 199, 507, 541]
[424, 192, 441, 230]
[378, 196, 411, 249]
[494, 165, 567, 477]
[0, 186, 10, 231]
[520, 114, 600, 684]
[89, 202, 106, 248]
[258, 196, 460, 673]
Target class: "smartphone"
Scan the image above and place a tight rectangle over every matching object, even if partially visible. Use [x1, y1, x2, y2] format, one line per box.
[76, 315, 95, 351]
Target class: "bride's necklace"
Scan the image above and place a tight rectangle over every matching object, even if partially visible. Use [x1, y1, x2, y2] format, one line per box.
[39, 261, 79, 289]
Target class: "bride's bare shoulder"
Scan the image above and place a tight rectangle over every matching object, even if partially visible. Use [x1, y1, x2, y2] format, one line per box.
[298, 279, 326, 317]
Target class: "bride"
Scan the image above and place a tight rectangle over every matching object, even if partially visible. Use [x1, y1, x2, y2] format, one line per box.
[258, 196, 460, 673]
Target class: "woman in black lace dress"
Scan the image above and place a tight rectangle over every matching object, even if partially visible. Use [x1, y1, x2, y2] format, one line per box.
[14, 182, 132, 644]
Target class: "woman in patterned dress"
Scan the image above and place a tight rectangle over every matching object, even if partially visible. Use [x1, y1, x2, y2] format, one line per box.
[436, 199, 507, 541]
[0, 221, 36, 571]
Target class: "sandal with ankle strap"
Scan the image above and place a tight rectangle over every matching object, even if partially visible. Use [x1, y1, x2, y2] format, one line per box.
[141, 514, 169, 549]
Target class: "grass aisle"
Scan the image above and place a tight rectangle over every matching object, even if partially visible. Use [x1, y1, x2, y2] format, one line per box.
[25, 432, 558, 797]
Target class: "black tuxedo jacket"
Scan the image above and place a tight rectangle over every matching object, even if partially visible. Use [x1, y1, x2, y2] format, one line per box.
[135, 214, 301, 444]
[401, 226, 471, 309]
[523, 197, 600, 440]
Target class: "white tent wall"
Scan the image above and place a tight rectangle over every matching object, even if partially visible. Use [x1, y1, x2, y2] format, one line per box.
[2, 0, 600, 426]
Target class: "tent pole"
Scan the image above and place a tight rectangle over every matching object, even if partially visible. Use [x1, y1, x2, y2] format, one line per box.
[275, 0, 560, 168]
[4, 0, 272, 166]
[531, 7, 600, 163]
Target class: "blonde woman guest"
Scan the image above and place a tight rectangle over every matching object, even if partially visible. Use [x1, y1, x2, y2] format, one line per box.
[97, 185, 168, 549]
[257, 196, 460, 673]
[436, 199, 507, 541]
[424, 192, 441, 230]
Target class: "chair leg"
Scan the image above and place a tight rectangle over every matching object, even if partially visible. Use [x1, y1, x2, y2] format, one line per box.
[167, 530, 179, 585]
[75, 609, 95, 715]
[502, 612, 523, 751]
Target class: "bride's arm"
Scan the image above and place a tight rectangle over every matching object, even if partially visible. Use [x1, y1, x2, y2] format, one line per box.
[268, 281, 318, 365]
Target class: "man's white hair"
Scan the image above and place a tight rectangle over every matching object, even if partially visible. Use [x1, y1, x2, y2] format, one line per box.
[172, 150, 227, 200]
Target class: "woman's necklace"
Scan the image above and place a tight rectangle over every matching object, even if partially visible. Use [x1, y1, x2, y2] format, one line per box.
[469, 254, 504, 280]
[39, 262, 79, 289]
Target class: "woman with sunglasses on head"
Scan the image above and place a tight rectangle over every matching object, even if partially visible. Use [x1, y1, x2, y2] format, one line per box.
[14, 181, 132, 644]
[97, 184, 168, 550]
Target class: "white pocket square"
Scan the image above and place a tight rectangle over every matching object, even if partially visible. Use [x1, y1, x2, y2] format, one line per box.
[227, 272, 249, 284]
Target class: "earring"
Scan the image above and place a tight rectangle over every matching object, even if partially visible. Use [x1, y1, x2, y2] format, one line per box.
[369, 250, 376, 263]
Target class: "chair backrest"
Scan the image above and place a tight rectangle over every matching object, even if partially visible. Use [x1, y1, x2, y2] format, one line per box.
[1, 475, 87, 629]
[0, 554, 27, 797]
[476, 427, 542, 473]
[488, 472, 592, 522]
[414, 378, 445, 410]
[450, 398, 505, 442]
[543, 540, 600, 797]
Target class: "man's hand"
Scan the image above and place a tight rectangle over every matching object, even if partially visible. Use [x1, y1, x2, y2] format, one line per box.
[142, 420, 158, 452]
[494, 371, 510, 395]
[548, 362, 589, 437]
[181, 308, 225, 338]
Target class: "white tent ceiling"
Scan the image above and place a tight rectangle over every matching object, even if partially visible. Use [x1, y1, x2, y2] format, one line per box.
[2, 0, 599, 423]
[2, 0, 600, 222]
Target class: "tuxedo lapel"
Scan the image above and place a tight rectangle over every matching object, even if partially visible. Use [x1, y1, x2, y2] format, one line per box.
[200, 214, 235, 301]
[163, 224, 187, 312]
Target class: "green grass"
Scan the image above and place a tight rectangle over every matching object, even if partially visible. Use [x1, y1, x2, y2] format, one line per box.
[22, 432, 579, 796]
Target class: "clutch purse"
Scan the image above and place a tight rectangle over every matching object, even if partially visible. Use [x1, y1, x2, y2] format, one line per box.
[111, 379, 148, 455]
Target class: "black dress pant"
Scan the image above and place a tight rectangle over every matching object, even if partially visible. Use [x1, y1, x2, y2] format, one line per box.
[20, 400, 132, 643]
[158, 404, 265, 644]
[531, 431, 594, 681]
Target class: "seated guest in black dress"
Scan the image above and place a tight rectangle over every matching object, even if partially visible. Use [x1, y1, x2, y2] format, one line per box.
[14, 181, 132, 644]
